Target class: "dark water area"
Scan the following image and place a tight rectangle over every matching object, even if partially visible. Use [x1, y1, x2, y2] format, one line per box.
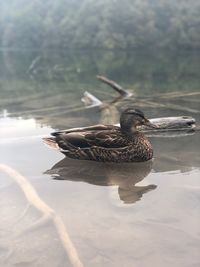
[0, 49, 200, 267]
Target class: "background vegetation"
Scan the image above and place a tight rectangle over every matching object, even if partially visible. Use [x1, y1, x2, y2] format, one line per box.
[1, 0, 200, 49]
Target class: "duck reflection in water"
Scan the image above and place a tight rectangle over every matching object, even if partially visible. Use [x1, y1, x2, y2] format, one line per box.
[45, 158, 157, 204]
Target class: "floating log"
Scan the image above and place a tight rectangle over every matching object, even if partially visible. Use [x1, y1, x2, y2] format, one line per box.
[139, 115, 195, 136]
[143, 116, 196, 137]
[96, 75, 132, 97]
[142, 116, 196, 131]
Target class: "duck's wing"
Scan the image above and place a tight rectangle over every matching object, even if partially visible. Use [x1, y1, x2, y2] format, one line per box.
[52, 127, 129, 150]
[43, 125, 132, 162]
[84, 130, 129, 148]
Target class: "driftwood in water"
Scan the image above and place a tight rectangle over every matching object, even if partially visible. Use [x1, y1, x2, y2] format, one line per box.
[96, 76, 200, 114]
[96, 75, 132, 97]
[81, 91, 102, 108]
[142, 116, 196, 131]
[80, 76, 197, 137]
[82, 76, 132, 109]
[140, 116, 196, 137]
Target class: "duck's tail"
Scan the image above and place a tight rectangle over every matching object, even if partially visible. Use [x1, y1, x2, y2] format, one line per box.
[43, 137, 60, 150]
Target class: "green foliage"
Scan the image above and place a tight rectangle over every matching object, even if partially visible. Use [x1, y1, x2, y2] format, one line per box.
[0, 0, 200, 49]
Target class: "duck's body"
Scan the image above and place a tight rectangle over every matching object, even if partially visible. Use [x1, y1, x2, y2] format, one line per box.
[43, 108, 156, 163]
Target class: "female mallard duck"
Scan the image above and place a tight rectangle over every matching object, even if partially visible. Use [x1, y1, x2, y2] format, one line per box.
[43, 108, 157, 163]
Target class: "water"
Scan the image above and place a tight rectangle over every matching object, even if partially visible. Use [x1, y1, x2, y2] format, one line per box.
[0, 49, 200, 267]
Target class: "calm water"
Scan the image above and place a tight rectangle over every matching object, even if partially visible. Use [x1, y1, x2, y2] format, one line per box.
[0, 49, 200, 267]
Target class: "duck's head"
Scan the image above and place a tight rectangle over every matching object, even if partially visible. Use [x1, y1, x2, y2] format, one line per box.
[120, 108, 157, 133]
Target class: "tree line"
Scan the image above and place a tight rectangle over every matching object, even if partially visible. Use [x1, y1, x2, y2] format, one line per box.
[0, 0, 200, 49]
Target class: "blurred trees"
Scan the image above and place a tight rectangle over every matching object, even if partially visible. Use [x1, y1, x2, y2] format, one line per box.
[0, 0, 200, 49]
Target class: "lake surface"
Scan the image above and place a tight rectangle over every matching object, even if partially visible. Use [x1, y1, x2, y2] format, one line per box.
[0, 49, 200, 267]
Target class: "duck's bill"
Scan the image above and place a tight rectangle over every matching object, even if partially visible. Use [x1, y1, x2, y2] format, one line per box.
[144, 120, 159, 129]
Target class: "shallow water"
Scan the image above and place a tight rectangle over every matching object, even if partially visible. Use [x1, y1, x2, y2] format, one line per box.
[0, 49, 200, 267]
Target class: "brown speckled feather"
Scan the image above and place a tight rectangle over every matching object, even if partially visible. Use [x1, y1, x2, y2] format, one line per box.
[43, 108, 155, 163]
[44, 128, 153, 163]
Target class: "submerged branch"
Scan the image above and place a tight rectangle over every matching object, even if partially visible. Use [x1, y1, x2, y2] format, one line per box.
[96, 75, 132, 97]
[0, 164, 84, 267]
[81, 91, 102, 108]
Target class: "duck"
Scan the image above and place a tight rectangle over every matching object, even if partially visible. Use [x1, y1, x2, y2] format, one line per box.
[43, 108, 157, 163]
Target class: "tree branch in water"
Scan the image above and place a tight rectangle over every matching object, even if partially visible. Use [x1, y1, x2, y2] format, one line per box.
[96, 75, 132, 97]
[0, 164, 84, 267]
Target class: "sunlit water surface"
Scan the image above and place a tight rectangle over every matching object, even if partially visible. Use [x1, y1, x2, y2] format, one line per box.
[0, 49, 200, 267]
